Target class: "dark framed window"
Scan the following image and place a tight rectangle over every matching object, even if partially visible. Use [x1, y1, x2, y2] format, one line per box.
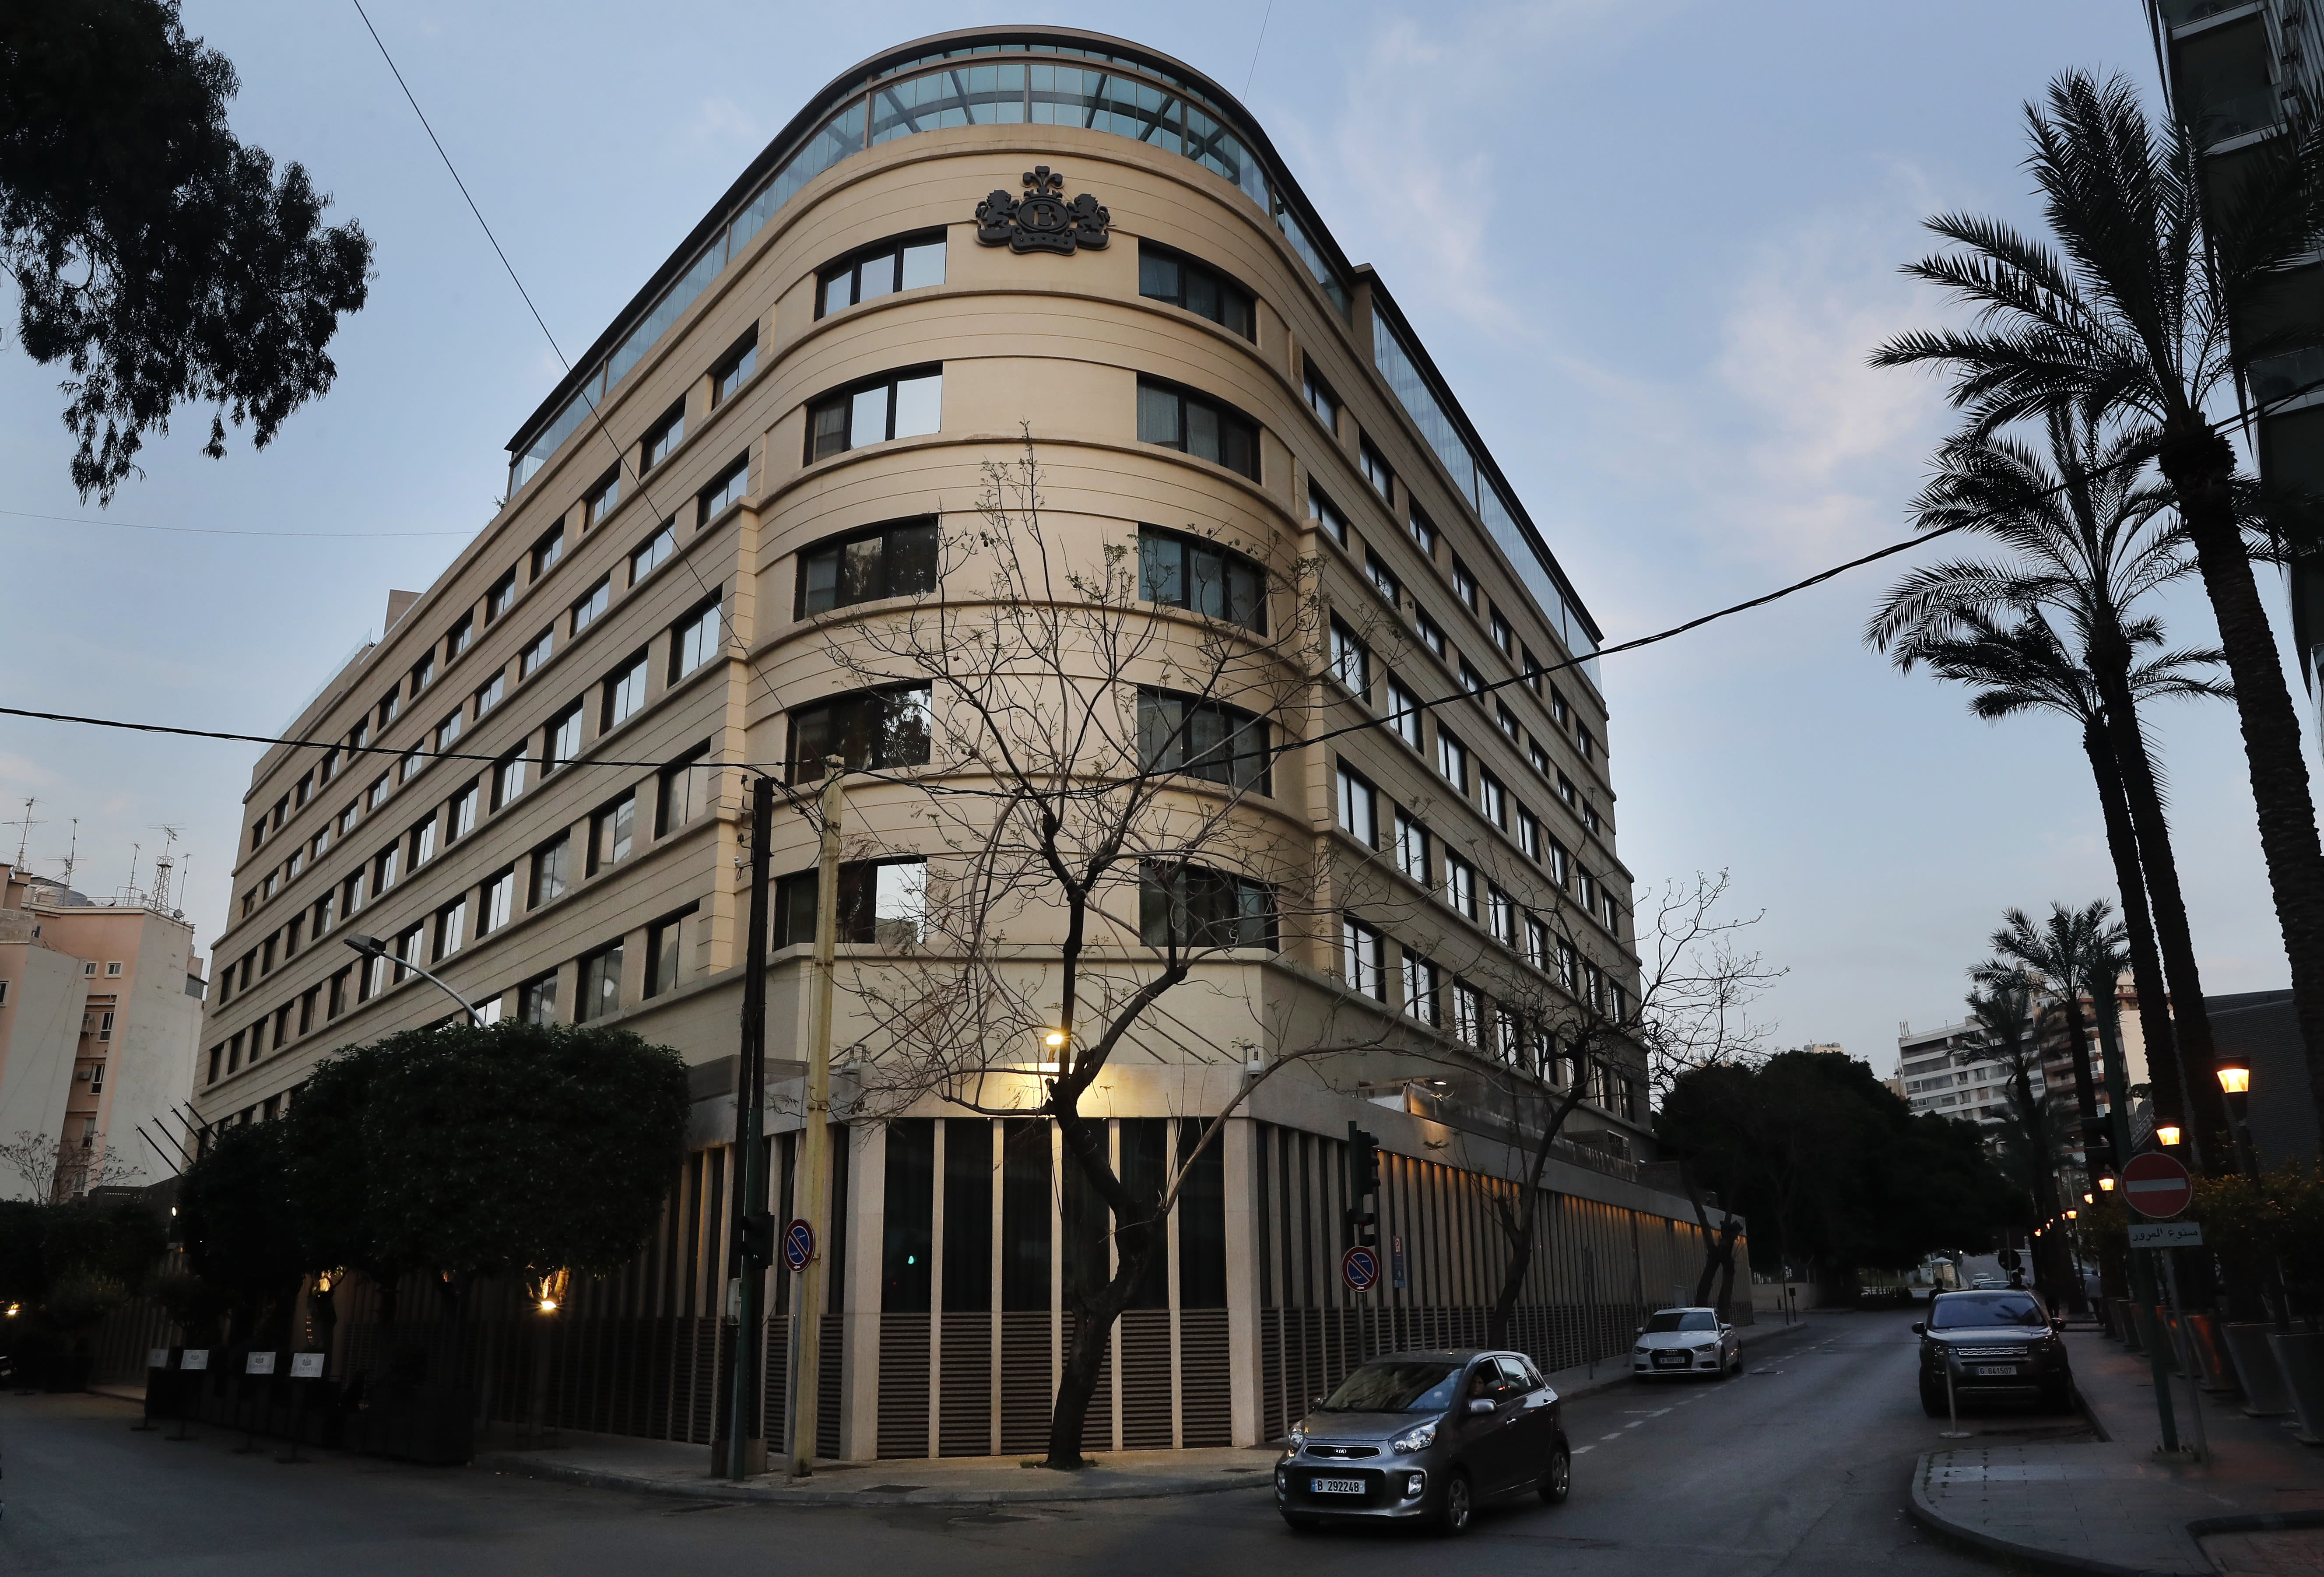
[1342, 917, 1386, 1000]
[1136, 377, 1259, 480]
[645, 903, 697, 998]
[1138, 861, 1277, 951]
[630, 519, 677, 583]
[583, 469, 620, 528]
[602, 651, 649, 730]
[712, 328, 758, 406]
[474, 671, 505, 716]
[519, 970, 559, 1025]
[531, 526, 564, 579]
[486, 569, 517, 622]
[410, 651, 435, 694]
[787, 685, 933, 783]
[447, 613, 473, 658]
[697, 453, 749, 525]
[1366, 552, 1401, 607]
[943, 1117, 993, 1314]
[544, 700, 585, 772]
[818, 231, 946, 318]
[1136, 688, 1270, 794]
[1411, 507, 1440, 559]
[530, 833, 571, 906]
[1360, 437, 1393, 499]
[1309, 482, 1348, 546]
[797, 517, 939, 617]
[657, 742, 715, 835]
[588, 790, 636, 875]
[670, 597, 722, 681]
[1137, 526, 1265, 631]
[577, 942, 622, 1022]
[1302, 358, 1339, 431]
[1137, 242, 1255, 339]
[1329, 618, 1370, 695]
[1001, 1119, 1051, 1312]
[570, 576, 609, 635]
[806, 367, 942, 461]
[775, 857, 927, 948]
[641, 400, 685, 471]
[882, 1118, 934, 1313]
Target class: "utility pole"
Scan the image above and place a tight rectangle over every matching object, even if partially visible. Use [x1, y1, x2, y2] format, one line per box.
[788, 758, 845, 1479]
[723, 773, 776, 1479]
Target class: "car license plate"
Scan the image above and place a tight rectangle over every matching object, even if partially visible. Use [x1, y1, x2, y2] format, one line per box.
[1653, 1353, 1688, 1367]
[1310, 1478, 1364, 1495]
[1973, 1365, 2016, 1377]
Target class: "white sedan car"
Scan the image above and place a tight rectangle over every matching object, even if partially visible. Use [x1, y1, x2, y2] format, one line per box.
[1631, 1307, 1741, 1380]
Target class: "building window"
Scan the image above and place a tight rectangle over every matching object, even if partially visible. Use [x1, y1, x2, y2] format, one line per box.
[435, 709, 463, 754]
[570, 576, 609, 635]
[584, 469, 620, 528]
[1137, 689, 1270, 794]
[645, 905, 696, 998]
[1342, 917, 1386, 1001]
[1530, 740, 1553, 780]
[818, 231, 945, 316]
[1443, 852, 1477, 920]
[1329, 618, 1369, 695]
[1525, 915, 1550, 971]
[531, 526, 564, 579]
[1488, 886, 1517, 947]
[312, 891, 334, 937]
[1411, 508, 1441, 560]
[788, 686, 933, 782]
[590, 792, 636, 875]
[480, 867, 516, 936]
[1496, 702, 1520, 741]
[775, 858, 928, 948]
[1336, 763, 1377, 846]
[798, 518, 938, 617]
[338, 802, 359, 836]
[1366, 552, 1401, 608]
[671, 599, 722, 679]
[1550, 686, 1572, 729]
[1557, 771, 1579, 808]
[1577, 725, 1597, 763]
[1137, 526, 1265, 631]
[327, 969, 349, 1021]
[1480, 771, 1507, 829]
[1136, 377, 1259, 480]
[1517, 807, 1543, 862]
[630, 520, 677, 583]
[1458, 658, 1484, 696]
[1436, 728, 1469, 792]
[411, 814, 438, 869]
[1302, 359, 1339, 431]
[1359, 437, 1393, 500]
[367, 774, 390, 810]
[487, 569, 517, 622]
[1450, 981, 1481, 1046]
[545, 700, 586, 771]
[520, 627, 554, 678]
[519, 970, 559, 1025]
[1387, 678, 1422, 751]
[399, 749, 424, 784]
[1137, 861, 1277, 950]
[640, 402, 684, 472]
[435, 897, 467, 960]
[493, 748, 527, 810]
[374, 844, 399, 894]
[1401, 951, 1439, 1025]
[1490, 611, 1515, 656]
[449, 780, 479, 841]
[1309, 482, 1348, 546]
[807, 368, 941, 462]
[601, 653, 649, 731]
[1394, 809, 1429, 885]
[342, 869, 365, 917]
[698, 452, 750, 525]
[1451, 556, 1479, 612]
[1416, 611, 1446, 658]
[576, 942, 624, 1023]
[411, 651, 435, 694]
[530, 834, 571, 906]
[657, 744, 716, 835]
[1136, 242, 1254, 338]
[711, 328, 758, 406]
[376, 690, 399, 729]
[474, 671, 506, 718]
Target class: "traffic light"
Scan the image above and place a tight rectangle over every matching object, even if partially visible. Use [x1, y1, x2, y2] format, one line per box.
[1345, 1124, 1381, 1248]
[738, 1212, 776, 1268]
[2080, 1118, 2116, 1172]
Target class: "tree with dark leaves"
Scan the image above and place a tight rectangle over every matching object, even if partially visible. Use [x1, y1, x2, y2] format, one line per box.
[0, 0, 372, 500]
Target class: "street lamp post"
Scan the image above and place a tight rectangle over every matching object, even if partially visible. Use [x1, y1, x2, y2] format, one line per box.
[2215, 1063, 2257, 1179]
[341, 934, 485, 1026]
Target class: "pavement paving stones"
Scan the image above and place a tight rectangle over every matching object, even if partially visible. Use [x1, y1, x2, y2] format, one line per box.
[1908, 1323, 2324, 1577]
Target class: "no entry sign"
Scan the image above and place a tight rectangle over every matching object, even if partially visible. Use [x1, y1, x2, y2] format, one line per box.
[1341, 1244, 1380, 1293]
[783, 1219, 816, 1273]
[2123, 1151, 2194, 1219]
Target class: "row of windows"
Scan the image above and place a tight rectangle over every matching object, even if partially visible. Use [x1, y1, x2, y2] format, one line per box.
[235, 590, 722, 935]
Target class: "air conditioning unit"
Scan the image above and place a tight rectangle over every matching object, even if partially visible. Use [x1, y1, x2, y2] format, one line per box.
[97, 1029, 111, 1041]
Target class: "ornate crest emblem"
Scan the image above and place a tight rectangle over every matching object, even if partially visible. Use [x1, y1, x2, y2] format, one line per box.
[975, 165, 1109, 255]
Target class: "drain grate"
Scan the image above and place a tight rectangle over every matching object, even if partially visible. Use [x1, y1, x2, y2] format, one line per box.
[861, 1484, 927, 1494]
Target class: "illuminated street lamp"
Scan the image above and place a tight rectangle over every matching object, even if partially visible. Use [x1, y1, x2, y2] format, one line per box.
[2098, 1175, 2117, 1193]
[2216, 1061, 2258, 1178]
[2157, 1124, 2182, 1147]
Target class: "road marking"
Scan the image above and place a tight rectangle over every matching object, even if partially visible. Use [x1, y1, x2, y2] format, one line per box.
[1572, 1445, 1595, 1455]
[1625, 1421, 1645, 1429]
[1600, 1432, 1622, 1440]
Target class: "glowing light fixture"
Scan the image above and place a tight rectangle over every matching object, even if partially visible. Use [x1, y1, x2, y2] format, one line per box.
[2157, 1124, 2182, 1146]
[2065, 1209, 2078, 1220]
[2217, 1064, 2250, 1096]
[1043, 1029, 1067, 1050]
[2082, 1192, 2094, 1205]
[2098, 1175, 2117, 1193]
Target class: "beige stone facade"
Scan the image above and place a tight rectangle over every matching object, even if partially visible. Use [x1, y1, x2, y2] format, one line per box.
[195, 29, 1726, 1459]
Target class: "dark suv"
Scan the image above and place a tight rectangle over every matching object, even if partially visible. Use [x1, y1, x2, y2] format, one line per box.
[1913, 1289, 2074, 1413]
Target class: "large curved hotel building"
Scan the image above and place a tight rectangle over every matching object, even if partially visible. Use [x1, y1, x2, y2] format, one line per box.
[191, 30, 1737, 1459]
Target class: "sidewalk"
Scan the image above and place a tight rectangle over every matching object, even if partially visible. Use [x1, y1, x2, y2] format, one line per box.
[1908, 1325, 2324, 1577]
[477, 1314, 1826, 1508]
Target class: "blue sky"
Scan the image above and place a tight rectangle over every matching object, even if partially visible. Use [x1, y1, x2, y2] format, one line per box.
[2, 0, 2287, 1076]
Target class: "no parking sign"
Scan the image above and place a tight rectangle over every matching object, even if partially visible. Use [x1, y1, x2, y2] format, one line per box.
[1341, 1244, 1380, 1293]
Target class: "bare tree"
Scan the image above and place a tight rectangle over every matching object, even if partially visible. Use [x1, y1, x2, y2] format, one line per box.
[0, 1129, 144, 1202]
[805, 436, 1375, 1468]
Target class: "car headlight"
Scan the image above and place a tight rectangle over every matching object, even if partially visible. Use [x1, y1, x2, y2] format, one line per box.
[1633, 1345, 1650, 1356]
[1288, 1423, 1308, 1450]
[1390, 1421, 1439, 1454]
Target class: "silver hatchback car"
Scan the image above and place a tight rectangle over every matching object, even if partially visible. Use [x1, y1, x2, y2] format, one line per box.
[1274, 1349, 1571, 1535]
[1631, 1307, 1741, 1381]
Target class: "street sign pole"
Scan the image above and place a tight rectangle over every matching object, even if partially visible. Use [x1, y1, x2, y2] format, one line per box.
[2159, 1248, 2206, 1461]
[2123, 1151, 2195, 1454]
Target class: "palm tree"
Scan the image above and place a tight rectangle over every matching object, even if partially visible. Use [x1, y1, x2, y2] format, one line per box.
[1871, 575, 2229, 1150]
[1988, 901, 2128, 1174]
[1874, 71, 2324, 1147]
[1869, 411, 2233, 1159]
[1967, 970, 2075, 1304]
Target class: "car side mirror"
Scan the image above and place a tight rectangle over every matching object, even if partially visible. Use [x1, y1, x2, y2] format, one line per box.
[1635, 1325, 1645, 1335]
[1718, 1323, 1731, 1333]
[1467, 1398, 1495, 1417]
[1910, 1322, 1926, 1335]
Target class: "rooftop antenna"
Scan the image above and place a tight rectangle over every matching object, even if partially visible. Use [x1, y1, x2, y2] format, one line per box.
[147, 824, 183, 913]
[59, 817, 78, 889]
[4, 797, 40, 868]
[126, 841, 140, 902]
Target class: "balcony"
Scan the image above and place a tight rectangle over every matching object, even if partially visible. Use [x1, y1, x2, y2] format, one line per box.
[2158, 0, 2261, 28]
[2248, 345, 2324, 408]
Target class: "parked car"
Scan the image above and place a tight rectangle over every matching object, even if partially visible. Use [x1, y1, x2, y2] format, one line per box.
[1913, 1289, 2074, 1414]
[1275, 1350, 1571, 1535]
[1631, 1307, 1741, 1380]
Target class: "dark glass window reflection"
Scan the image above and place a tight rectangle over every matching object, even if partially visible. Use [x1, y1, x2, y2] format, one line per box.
[788, 686, 932, 783]
[1138, 243, 1255, 339]
[1136, 378, 1259, 481]
[1137, 526, 1264, 632]
[798, 518, 939, 616]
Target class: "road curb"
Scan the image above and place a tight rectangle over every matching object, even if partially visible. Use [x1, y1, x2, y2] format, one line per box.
[472, 1453, 1277, 1508]
[1904, 1454, 2209, 1577]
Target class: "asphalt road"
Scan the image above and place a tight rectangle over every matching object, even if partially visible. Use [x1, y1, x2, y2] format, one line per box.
[1, 1309, 2084, 1577]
